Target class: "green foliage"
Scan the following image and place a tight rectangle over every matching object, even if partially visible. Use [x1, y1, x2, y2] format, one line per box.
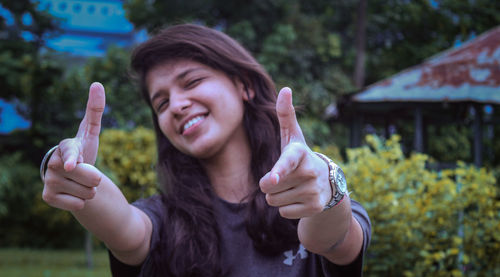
[322, 135, 499, 276]
[120, 0, 500, 153]
[0, 3, 153, 249]
[0, 153, 84, 248]
[1, 0, 498, 256]
[257, 24, 298, 77]
[0, 0, 59, 65]
[486, 124, 500, 167]
[80, 46, 152, 129]
[97, 127, 157, 202]
[427, 125, 471, 163]
[363, 0, 500, 84]
[96, 126, 500, 275]
[312, 144, 343, 165]
[0, 152, 39, 217]
[124, 0, 500, 93]
[0, 1, 85, 162]
[299, 117, 334, 147]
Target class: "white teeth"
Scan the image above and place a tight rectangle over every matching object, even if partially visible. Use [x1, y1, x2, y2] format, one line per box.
[183, 116, 205, 132]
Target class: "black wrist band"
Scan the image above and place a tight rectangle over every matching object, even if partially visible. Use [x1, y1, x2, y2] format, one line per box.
[40, 145, 59, 183]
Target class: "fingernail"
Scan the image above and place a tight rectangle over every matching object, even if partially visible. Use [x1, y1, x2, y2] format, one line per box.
[274, 173, 280, 184]
[64, 160, 74, 171]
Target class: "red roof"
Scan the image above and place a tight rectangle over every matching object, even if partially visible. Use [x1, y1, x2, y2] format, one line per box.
[354, 26, 500, 104]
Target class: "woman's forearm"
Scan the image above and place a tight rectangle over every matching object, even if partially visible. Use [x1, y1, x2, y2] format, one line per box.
[71, 174, 152, 265]
[298, 196, 363, 265]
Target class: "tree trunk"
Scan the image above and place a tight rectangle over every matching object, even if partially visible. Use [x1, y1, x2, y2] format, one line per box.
[85, 231, 94, 269]
[354, 0, 367, 89]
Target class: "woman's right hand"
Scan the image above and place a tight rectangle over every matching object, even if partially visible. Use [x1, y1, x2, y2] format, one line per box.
[42, 82, 106, 211]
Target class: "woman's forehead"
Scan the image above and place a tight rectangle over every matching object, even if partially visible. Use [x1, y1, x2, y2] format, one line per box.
[148, 59, 206, 78]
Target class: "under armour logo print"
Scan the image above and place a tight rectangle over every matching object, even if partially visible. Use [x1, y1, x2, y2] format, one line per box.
[283, 244, 308, 266]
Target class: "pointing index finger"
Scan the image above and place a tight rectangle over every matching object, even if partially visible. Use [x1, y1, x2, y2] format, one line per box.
[276, 87, 305, 149]
[77, 82, 105, 139]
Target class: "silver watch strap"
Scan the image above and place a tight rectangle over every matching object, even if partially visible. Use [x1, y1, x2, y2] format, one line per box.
[315, 152, 345, 211]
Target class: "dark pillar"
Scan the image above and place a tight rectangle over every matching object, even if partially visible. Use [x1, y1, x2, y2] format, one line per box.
[384, 119, 390, 139]
[414, 106, 424, 152]
[472, 105, 483, 167]
[350, 115, 362, 148]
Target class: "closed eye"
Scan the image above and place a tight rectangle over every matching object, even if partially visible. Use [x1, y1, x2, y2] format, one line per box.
[155, 98, 169, 112]
[185, 78, 205, 89]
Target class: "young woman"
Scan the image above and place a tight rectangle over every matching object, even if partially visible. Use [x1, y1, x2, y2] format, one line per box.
[41, 24, 371, 276]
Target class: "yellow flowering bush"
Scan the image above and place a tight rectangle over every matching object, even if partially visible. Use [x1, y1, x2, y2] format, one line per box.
[97, 127, 157, 201]
[98, 128, 499, 275]
[321, 135, 499, 276]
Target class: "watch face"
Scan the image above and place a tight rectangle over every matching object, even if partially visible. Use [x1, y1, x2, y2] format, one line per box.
[335, 167, 347, 194]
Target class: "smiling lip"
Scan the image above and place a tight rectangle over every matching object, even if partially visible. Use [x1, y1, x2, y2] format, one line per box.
[180, 114, 207, 135]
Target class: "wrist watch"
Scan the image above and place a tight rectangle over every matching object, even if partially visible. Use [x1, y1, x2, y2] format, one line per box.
[315, 152, 348, 210]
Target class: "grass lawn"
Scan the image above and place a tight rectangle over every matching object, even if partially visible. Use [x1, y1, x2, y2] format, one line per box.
[0, 248, 111, 277]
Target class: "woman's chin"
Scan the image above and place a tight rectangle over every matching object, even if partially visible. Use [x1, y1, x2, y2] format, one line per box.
[181, 143, 219, 160]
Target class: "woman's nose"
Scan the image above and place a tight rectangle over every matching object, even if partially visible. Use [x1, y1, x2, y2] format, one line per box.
[169, 93, 191, 114]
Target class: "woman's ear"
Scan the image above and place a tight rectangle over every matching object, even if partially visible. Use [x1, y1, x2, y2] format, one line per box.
[236, 77, 255, 101]
[243, 86, 255, 101]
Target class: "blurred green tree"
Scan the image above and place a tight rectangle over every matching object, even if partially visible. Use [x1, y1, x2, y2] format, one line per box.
[80, 46, 152, 129]
[0, 0, 91, 249]
[123, 0, 500, 150]
[0, 0, 86, 161]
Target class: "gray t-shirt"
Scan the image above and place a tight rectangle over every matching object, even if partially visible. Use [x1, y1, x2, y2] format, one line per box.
[109, 195, 371, 277]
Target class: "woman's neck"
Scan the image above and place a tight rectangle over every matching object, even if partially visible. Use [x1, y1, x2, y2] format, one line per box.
[199, 133, 254, 203]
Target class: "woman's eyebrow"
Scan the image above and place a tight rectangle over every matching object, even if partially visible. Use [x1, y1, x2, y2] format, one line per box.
[175, 67, 204, 81]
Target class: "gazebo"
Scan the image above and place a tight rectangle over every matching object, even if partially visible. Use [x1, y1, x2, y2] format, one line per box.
[336, 26, 500, 167]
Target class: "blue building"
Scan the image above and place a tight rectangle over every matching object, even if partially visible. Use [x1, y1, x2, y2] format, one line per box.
[39, 0, 146, 56]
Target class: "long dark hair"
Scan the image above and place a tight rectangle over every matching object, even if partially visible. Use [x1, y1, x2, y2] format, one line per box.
[131, 24, 298, 276]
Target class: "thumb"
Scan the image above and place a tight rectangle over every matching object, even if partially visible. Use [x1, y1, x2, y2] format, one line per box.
[276, 87, 305, 149]
[76, 82, 106, 140]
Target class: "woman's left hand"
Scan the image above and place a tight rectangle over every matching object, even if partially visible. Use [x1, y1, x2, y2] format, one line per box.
[259, 87, 332, 219]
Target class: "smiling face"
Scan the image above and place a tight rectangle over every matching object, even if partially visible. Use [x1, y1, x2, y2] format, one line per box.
[146, 59, 252, 160]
